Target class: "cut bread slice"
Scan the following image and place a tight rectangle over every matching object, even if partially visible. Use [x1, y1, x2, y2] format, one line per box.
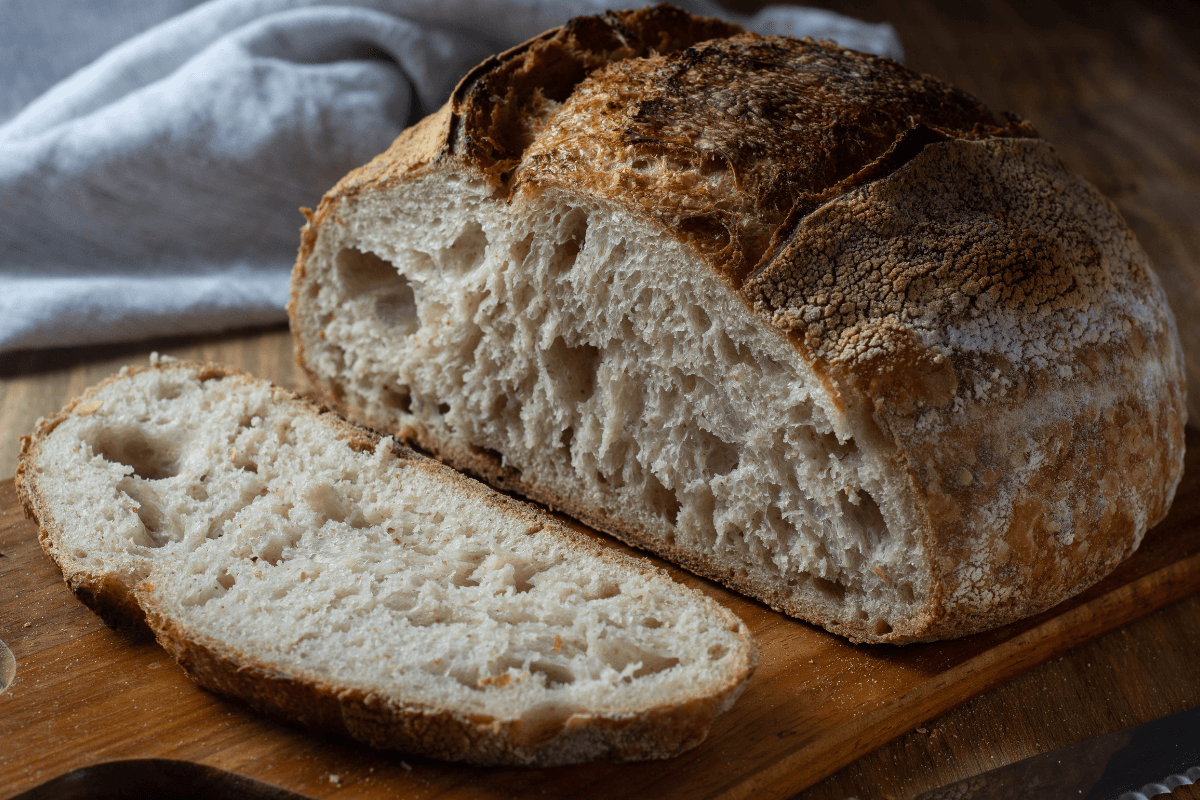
[289, 7, 1187, 643]
[15, 359, 756, 765]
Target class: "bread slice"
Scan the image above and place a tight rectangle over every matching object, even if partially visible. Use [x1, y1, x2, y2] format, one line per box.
[289, 6, 1188, 644]
[15, 359, 756, 765]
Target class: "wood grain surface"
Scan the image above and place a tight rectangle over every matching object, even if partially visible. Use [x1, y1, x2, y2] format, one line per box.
[3, 445, 1200, 799]
[2, 0, 1199, 797]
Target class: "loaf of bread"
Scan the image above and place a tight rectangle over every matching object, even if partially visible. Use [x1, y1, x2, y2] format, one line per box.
[16, 359, 755, 765]
[289, 6, 1187, 643]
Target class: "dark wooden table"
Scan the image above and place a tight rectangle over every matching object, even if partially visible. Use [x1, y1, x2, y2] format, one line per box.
[2, 0, 1199, 797]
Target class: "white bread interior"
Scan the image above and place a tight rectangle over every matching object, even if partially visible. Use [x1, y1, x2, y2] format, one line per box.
[17, 361, 755, 765]
[294, 173, 923, 640]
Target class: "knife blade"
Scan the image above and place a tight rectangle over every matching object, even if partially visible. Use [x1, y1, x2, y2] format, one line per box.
[0, 636, 14, 694]
[911, 704, 1200, 800]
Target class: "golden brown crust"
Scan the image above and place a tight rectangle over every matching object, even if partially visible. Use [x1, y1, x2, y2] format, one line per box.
[142, 595, 747, 765]
[744, 137, 1187, 639]
[519, 34, 1032, 283]
[290, 7, 1186, 643]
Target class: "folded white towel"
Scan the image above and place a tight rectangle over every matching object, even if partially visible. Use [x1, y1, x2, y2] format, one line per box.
[0, 0, 901, 353]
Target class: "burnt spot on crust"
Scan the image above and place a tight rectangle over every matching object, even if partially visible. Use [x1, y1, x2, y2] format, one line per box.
[519, 34, 1034, 281]
[451, 5, 741, 179]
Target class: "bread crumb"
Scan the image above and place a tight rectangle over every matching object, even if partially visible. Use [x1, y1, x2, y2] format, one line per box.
[916, 727, 928, 734]
[75, 400, 102, 416]
[400, 761, 412, 771]
[328, 773, 342, 786]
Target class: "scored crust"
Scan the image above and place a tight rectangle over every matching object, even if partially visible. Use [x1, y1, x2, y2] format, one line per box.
[290, 6, 1186, 642]
[17, 360, 756, 765]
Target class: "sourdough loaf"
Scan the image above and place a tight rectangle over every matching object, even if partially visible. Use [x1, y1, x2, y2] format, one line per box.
[16, 359, 755, 765]
[289, 6, 1187, 643]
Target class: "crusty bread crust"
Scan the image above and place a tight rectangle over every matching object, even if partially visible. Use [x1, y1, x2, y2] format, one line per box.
[143, 601, 744, 765]
[17, 360, 756, 764]
[290, 6, 1186, 642]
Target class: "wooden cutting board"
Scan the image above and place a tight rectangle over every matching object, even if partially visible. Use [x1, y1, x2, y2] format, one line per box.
[4, 429, 1200, 800]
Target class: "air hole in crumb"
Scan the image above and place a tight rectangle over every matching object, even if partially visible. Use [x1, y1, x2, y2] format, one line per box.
[450, 551, 487, 587]
[584, 582, 620, 601]
[187, 484, 208, 501]
[688, 305, 712, 334]
[471, 446, 517, 476]
[156, 383, 183, 401]
[814, 429, 857, 461]
[258, 536, 291, 566]
[437, 402, 450, 415]
[441, 221, 488, 275]
[544, 337, 601, 404]
[511, 557, 559, 593]
[843, 491, 888, 541]
[118, 477, 175, 547]
[335, 247, 418, 333]
[641, 617, 662, 629]
[644, 474, 680, 526]
[217, 571, 235, 590]
[383, 595, 416, 614]
[94, 426, 180, 480]
[559, 427, 574, 450]
[597, 640, 678, 678]
[873, 620, 894, 636]
[698, 429, 739, 476]
[630, 158, 651, 172]
[383, 385, 411, 414]
[554, 239, 580, 275]
[305, 483, 349, 525]
[409, 607, 449, 627]
[812, 575, 847, 602]
[337, 247, 394, 293]
[549, 210, 588, 275]
[708, 644, 728, 660]
[511, 232, 534, 266]
[441, 663, 479, 689]
[530, 660, 575, 686]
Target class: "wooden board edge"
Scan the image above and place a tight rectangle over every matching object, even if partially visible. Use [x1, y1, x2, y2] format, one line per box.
[719, 548, 1200, 799]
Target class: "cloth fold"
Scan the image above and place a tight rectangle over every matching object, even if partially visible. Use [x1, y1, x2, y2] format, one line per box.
[0, 0, 901, 353]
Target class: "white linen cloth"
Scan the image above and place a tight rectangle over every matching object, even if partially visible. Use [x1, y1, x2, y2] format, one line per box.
[0, 0, 901, 353]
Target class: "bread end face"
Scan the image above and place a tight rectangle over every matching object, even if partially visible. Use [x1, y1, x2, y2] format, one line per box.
[290, 8, 1186, 645]
[24, 359, 756, 764]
